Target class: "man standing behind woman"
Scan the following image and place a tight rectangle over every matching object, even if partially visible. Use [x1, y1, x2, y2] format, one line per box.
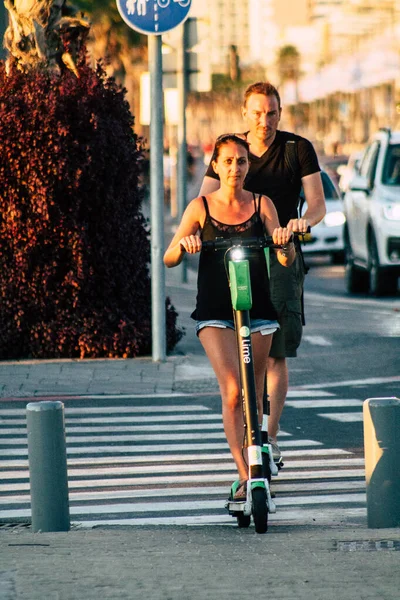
[199, 82, 326, 463]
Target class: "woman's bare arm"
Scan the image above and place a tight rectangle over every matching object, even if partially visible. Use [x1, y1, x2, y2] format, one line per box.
[163, 198, 203, 268]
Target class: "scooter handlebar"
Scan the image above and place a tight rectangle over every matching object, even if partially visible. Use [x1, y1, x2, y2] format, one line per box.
[201, 228, 311, 251]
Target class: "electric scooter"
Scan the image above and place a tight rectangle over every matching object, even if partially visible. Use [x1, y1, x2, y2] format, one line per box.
[202, 232, 307, 533]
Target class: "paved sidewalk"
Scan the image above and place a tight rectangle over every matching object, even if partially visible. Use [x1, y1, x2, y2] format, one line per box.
[0, 265, 218, 401]
[0, 353, 217, 399]
[1, 525, 400, 599]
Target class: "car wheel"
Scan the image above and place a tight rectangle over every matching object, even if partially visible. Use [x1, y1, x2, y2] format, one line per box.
[344, 233, 369, 294]
[368, 234, 398, 296]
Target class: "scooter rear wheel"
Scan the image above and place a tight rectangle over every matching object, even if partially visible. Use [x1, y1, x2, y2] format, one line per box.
[237, 513, 251, 528]
[252, 487, 268, 533]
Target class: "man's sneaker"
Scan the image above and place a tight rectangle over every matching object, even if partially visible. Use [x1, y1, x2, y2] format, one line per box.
[233, 480, 247, 501]
[268, 437, 282, 463]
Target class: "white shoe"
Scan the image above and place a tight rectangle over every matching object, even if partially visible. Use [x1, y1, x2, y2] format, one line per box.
[268, 437, 282, 463]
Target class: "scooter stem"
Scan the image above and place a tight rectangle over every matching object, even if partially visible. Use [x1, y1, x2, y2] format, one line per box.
[234, 308, 264, 481]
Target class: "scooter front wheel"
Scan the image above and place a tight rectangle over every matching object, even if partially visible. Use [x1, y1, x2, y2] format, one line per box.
[252, 487, 268, 533]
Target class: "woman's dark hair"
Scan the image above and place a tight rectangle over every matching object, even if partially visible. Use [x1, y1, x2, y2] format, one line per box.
[212, 134, 250, 162]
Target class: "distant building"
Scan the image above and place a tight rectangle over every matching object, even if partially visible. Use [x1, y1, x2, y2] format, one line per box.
[185, 0, 400, 145]
[190, 0, 251, 75]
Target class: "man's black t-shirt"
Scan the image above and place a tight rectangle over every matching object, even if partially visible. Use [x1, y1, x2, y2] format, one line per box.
[205, 130, 320, 226]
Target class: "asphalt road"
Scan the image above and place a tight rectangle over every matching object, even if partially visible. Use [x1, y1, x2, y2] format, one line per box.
[169, 254, 400, 453]
[170, 255, 400, 386]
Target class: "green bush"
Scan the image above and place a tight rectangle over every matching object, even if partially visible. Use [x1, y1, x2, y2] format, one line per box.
[0, 58, 182, 358]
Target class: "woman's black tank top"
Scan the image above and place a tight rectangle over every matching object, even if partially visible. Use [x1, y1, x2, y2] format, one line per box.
[191, 195, 277, 322]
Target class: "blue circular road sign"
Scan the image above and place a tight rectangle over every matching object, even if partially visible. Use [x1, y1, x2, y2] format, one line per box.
[116, 0, 191, 35]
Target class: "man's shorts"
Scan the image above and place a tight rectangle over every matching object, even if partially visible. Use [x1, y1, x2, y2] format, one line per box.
[268, 252, 306, 359]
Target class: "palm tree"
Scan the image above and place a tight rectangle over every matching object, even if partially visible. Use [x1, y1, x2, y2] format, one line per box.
[277, 44, 301, 85]
[74, 0, 147, 130]
[276, 44, 302, 127]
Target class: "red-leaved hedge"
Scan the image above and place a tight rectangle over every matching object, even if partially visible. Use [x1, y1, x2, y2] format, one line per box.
[0, 58, 182, 359]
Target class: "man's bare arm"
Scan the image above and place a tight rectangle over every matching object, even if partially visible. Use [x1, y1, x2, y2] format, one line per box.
[198, 175, 220, 196]
[300, 171, 326, 227]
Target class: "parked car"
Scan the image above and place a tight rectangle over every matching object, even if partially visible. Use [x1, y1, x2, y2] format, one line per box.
[320, 154, 349, 188]
[343, 128, 400, 296]
[299, 169, 345, 264]
[338, 151, 363, 195]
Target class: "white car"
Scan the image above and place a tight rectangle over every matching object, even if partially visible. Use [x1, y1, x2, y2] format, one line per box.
[343, 128, 400, 296]
[338, 151, 362, 195]
[300, 170, 346, 264]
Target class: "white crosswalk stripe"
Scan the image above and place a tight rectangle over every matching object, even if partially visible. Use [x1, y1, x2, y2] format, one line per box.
[286, 399, 363, 409]
[286, 394, 364, 423]
[302, 335, 332, 346]
[318, 412, 364, 422]
[0, 400, 366, 528]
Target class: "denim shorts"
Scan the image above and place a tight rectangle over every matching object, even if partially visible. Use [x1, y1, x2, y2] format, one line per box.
[195, 318, 279, 337]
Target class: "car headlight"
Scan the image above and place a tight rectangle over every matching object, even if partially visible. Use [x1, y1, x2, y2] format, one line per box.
[323, 211, 346, 227]
[383, 204, 400, 221]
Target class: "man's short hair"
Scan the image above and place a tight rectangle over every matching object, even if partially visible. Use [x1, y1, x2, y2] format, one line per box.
[243, 82, 281, 109]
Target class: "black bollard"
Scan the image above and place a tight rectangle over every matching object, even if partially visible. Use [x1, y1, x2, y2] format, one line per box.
[363, 397, 400, 529]
[26, 401, 70, 532]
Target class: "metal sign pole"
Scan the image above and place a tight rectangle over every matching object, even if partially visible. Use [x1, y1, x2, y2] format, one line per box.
[116, 1, 192, 361]
[149, 34, 166, 362]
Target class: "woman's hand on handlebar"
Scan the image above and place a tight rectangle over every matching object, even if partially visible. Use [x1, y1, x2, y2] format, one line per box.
[272, 227, 296, 267]
[179, 235, 202, 255]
